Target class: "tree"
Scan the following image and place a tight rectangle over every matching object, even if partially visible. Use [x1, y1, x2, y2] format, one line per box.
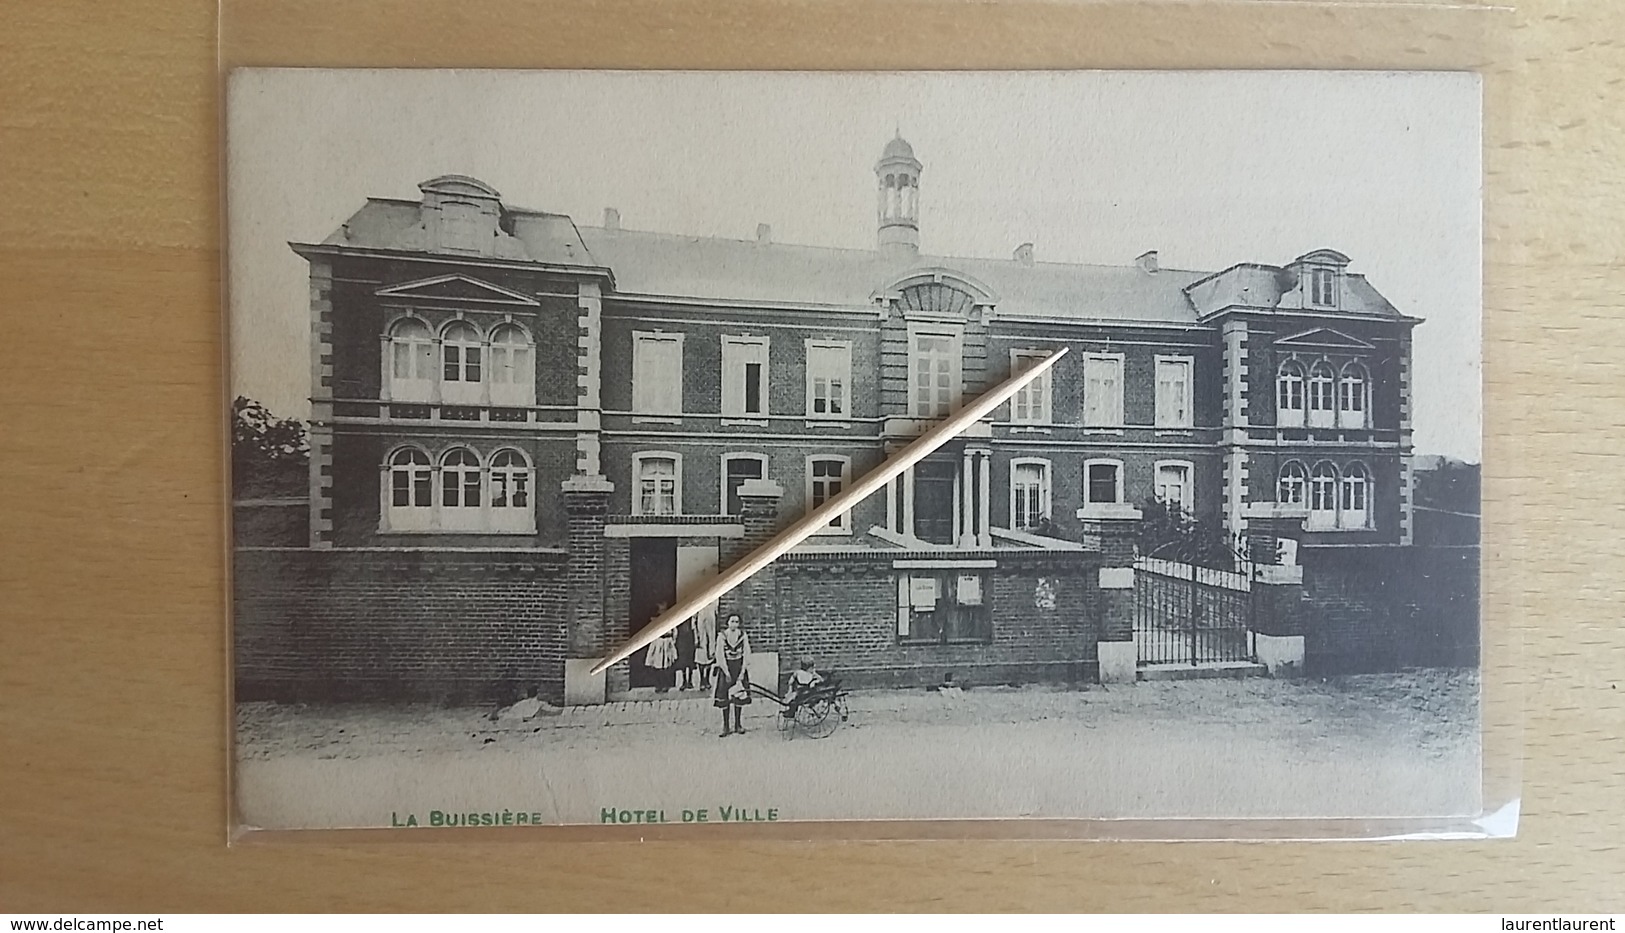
[232, 396, 308, 498]
[1136, 498, 1235, 570]
[1414, 458, 1481, 515]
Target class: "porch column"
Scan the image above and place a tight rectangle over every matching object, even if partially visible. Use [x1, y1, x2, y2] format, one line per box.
[886, 475, 899, 534]
[958, 449, 975, 548]
[976, 449, 992, 549]
[951, 469, 962, 545]
[562, 473, 614, 705]
[1078, 503, 1143, 684]
[903, 467, 915, 537]
[1243, 502, 1309, 676]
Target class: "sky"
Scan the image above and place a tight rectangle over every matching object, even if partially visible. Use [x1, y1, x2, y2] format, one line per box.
[227, 69, 1481, 461]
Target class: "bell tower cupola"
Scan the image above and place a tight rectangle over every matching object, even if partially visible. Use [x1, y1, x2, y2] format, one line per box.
[876, 134, 922, 263]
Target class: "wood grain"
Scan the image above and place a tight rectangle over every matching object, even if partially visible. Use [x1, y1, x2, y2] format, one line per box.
[2, 0, 1622, 912]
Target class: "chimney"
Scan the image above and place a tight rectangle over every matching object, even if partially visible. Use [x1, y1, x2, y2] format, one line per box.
[756, 223, 772, 244]
[1014, 243, 1035, 266]
[1136, 249, 1159, 273]
[603, 207, 620, 231]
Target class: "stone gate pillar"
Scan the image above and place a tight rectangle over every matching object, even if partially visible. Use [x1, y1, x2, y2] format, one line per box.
[562, 473, 614, 705]
[722, 478, 785, 690]
[1078, 503, 1143, 684]
[1244, 502, 1309, 676]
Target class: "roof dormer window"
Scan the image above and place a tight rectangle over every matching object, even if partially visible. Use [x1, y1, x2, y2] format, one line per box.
[1289, 250, 1352, 311]
[439, 201, 486, 253]
[1311, 267, 1337, 307]
[415, 175, 504, 257]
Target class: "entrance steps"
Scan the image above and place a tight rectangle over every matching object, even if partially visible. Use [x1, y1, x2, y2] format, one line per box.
[1138, 661, 1267, 682]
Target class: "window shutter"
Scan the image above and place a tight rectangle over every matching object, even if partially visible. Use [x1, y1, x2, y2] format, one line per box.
[634, 336, 682, 414]
[1084, 356, 1122, 426]
[896, 577, 911, 636]
[721, 342, 742, 415]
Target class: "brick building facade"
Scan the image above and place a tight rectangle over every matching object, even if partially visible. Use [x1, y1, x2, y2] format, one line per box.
[236, 137, 1421, 704]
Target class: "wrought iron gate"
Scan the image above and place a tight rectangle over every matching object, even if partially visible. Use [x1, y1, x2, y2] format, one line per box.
[1132, 540, 1257, 666]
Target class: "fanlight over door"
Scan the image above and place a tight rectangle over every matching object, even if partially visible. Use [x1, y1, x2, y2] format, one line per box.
[897, 282, 976, 317]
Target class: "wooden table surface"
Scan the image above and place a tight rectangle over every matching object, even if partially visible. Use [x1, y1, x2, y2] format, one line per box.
[3, 0, 1622, 912]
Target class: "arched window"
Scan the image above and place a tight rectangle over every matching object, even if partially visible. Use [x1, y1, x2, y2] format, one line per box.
[488, 324, 535, 408]
[1339, 362, 1369, 429]
[384, 447, 432, 531]
[1307, 361, 1336, 428]
[633, 452, 681, 516]
[1277, 460, 1308, 507]
[388, 318, 436, 403]
[439, 447, 483, 530]
[1010, 458, 1052, 530]
[441, 321, 483, 404]
[489, 449, 535, 533]
[1277, 361, 1305, 428]
[1154, 460, 1194, 513]
[1308, 461, 1339, 530]
[1340, 461, 1371, 530]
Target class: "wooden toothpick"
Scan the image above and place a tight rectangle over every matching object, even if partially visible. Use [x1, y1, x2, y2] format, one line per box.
[589, 347, 1068, 676]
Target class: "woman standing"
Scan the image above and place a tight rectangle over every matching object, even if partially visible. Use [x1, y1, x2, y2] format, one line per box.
[644, 601, 678, 693]
[694, 604, 717, 691]
[712, 613, 752, 737]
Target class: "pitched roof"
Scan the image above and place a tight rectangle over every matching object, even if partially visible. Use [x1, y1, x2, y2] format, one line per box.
[1183, 262, 1403, 318]
[311, 194, 1406, 324]
[319, 198, 597, 268]
[577, 225, 1210, 324]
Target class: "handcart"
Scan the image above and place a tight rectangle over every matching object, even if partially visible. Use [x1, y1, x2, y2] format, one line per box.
[748, 675, 851, 739]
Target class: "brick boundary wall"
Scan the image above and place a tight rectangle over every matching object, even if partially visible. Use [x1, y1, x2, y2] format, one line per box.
[775, 551, 1100, 689]
[233, 548, 570, 705]
[1299, 544, 1480, 675]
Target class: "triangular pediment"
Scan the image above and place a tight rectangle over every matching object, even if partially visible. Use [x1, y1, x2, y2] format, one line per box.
[375, 274, 539, 305]
[1276, 327, 1375, 350]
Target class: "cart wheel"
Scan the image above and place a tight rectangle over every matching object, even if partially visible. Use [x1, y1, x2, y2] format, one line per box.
[795, 698, 838, 739]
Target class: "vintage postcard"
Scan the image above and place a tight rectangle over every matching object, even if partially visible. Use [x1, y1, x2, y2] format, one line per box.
[227, 70, 1483, 832]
